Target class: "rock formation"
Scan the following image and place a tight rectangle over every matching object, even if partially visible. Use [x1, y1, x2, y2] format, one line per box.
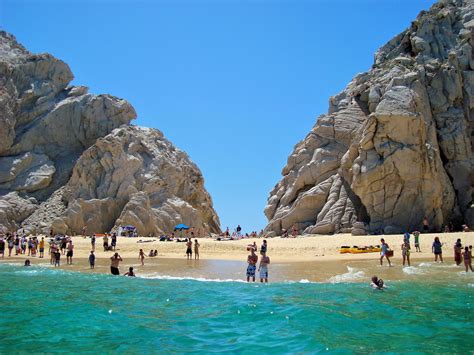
[265, 0, 474, 236]
[0, 31, 220, 236]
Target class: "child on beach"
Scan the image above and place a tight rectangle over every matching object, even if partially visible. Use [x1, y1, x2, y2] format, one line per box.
[380, 239, 392, 266]
[413, 231, 421, 252]
[89, 251, 95, 269]
[258, 251, 270, 283]
[432, 237, 443, 262]
[139, 249, 145, 266]
[462, 246, 472, 272]
[194, 239, 200, 260]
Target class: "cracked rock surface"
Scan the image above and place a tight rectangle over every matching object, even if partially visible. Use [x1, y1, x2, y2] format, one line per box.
[0, 31, 220, 235]
[265, 0, 474, 236]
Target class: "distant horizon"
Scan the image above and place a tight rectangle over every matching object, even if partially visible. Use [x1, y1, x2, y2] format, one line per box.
[1, 0, 437, 233]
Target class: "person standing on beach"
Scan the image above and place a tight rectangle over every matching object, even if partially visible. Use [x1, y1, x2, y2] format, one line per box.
[89, 251, 95, 269]
[246, 248, 258, 282]
[413, 231, 421, 252]
[50, 243, 57, 265]
[194, 239, 200, 260]
[60, 237, 67, 255]
[7, 236, 13, 257]
[260, 240, 267, 254]
[20, 236, 26, 255]
[27, 237, 33, 256]
[432, 237, 443, 262]
[54, 249, 61, 267]
[91, 234, 96, 252]
[380, 239, 392, 267]
[258, 251, 270, 283]
[103, 235, 109, 252]
[66, 240, 74, 265]
[462, 246, 473, 272]
[39, 237, 45, 258]
[454, 239, 462, 266]
[401, 240, 410, 267]
[111, 233, 117, 251]
[138, 249, 145, 266]
[15, 235, 20, 255]
[110, 253, 123, 275]
[186, 238, 193, 260]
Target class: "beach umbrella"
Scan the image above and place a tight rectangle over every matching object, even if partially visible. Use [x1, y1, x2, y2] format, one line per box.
[174, 224, 190, 231]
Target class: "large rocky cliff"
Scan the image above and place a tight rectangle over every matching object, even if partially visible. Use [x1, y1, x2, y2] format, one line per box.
[265, 0, 474, 236]
[0, 31, 220, 236]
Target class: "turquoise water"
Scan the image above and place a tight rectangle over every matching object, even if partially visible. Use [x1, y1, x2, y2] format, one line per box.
[0, 264, 473, 353]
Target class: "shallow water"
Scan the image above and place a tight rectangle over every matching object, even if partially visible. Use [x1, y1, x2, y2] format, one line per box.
[0, 264, 473, 353]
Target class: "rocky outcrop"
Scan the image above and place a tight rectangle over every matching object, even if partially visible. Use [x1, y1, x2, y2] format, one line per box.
[265, 0, 474, 236]
[46, 126, 220, 236]
[0, 31, 221, 235]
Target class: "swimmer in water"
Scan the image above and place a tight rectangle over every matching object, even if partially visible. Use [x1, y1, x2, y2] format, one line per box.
[124, 267, 135, 277]
[371, 276, 385, 289]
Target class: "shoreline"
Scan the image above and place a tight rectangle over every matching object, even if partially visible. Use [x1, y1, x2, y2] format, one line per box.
[2, 231, 473, 282]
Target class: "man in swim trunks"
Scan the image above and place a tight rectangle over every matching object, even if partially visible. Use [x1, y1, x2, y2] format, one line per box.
[110, 253, 123, 275]
[258, 250, 270, 283]
[186, 238, 193, 260]
[246, 248, 258, 282]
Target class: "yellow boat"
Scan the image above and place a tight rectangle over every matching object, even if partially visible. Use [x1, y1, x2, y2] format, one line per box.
[339, 245, 381, 254]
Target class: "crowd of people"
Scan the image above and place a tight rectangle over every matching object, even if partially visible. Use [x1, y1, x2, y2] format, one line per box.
[377, 233, 473, 272]
[1, 223, 473, 282]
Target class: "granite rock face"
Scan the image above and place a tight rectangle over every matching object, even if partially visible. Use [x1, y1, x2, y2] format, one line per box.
[0, 31, 221, 235]
[48, 126, 221, 236]
[265, 0, 474, 236]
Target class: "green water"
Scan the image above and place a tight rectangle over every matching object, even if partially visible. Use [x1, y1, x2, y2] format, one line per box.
[0, 264, 473, 353]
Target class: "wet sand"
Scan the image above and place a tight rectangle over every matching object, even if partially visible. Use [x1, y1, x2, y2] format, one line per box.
[2, 254, 472, 283]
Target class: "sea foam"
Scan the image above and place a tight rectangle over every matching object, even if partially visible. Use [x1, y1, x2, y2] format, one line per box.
[328, 267, 365, 283]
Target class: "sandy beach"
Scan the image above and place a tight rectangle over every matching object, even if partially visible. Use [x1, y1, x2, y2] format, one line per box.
[2, 231, 473, 282]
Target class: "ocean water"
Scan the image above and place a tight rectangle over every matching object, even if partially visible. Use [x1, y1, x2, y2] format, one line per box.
[0, 264, 473, 353]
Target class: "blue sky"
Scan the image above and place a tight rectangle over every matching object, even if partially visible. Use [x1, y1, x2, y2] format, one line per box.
[1, 0, 435, 233]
